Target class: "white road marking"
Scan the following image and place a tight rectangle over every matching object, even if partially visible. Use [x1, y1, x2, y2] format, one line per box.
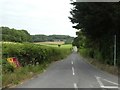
[72, 67, 75, 75]
[101, 86, 118, 88]
[95, 76, 104, 87]
[103, 79, 118, 85]
[74, 83, 78, 89]
[71, 61, 73, 65]
[95, 75, 118, 89]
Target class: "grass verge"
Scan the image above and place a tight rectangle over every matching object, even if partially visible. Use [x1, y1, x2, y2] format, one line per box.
[79, 53, 118, 76]
[2, 63, 47, 88]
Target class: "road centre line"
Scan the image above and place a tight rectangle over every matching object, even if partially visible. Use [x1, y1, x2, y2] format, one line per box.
[74, 83, 78, 89]
[72, 67, 75, 75]
[71, 61, 77, 89]
[71, 61, 73, 65]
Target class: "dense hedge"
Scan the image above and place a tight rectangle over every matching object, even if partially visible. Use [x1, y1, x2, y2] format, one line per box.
[2, 43, 71, 73]
[2, 43, 71, 87]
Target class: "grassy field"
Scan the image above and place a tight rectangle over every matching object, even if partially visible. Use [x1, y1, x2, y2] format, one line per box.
[41, 44, 72, 48]
[3, 41, 72, 49]
[34, 41, 72, 49]
[34, 41, 65, 45]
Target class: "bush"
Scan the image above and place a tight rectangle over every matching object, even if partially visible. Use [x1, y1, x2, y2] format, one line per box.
[2, 59, 14, 73]
[2, 44, 71, 75]
[94, 49, 103, 61]
[79, 48, 94, 58]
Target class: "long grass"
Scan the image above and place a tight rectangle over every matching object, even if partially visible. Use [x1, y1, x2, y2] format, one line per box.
[79, 48, 118, 76]
[2, 64, 46, 87]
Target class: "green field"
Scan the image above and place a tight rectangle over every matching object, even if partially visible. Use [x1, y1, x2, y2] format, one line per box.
[3, 42, 72, 49]
[41, 44, 72, 49]
[33, 41, 72, 48]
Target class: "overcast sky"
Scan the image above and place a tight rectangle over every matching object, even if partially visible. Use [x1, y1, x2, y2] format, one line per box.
[76, 0, 119, 2]
[0, 0, 77, 37]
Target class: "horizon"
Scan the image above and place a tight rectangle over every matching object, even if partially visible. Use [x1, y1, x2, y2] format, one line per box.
[1, 26, 75, 37]
[31, 34, 75, 37]
[0, 0, 77, 37]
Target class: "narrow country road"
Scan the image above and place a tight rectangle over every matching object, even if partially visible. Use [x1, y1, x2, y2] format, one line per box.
[14, 52, 118, 89]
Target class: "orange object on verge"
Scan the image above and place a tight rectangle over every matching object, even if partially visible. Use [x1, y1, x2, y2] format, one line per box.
[7, 57, 20, 68]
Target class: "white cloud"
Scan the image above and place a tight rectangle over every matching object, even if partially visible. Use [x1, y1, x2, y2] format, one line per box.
[0, 0, 76, 37]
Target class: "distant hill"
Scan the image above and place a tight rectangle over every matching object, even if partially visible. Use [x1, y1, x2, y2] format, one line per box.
[1, 26, 31, 42]
[1, 26, 74, 44]
[31, 34, 74, 44]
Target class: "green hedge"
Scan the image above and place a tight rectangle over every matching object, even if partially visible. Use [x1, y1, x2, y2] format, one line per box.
[79, 47, 119, 67]
[2, 43, 71, 72]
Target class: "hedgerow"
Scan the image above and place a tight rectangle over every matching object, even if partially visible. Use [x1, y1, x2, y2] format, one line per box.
[2, 43, 69, 67]
[2, 43, 71, 87]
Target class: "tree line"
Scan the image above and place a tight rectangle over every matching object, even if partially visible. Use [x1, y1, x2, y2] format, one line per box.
[69, 2, 120, 66]
[2, 27, 31, 42]
[32, 34, 74, 44]
[1, 26, 74, 44]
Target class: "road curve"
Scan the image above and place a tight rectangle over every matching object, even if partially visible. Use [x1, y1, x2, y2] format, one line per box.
[14, 52, 118, 89]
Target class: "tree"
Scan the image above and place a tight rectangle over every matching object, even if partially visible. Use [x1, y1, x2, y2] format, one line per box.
[2, 26, 31, 42]
[32, 34, 74, 43]
[69, 2, 120, 66]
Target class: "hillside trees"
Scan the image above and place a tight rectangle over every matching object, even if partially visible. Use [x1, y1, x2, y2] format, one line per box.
[32, 34, 74, 44]
[1, 26, 74, 43]
[2, 27, 31, 42]
[69, 2, 120, 66]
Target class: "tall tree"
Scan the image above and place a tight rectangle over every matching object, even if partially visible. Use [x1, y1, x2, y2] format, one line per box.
[2, 27, 32, 42]
[69, 2, 120, 65]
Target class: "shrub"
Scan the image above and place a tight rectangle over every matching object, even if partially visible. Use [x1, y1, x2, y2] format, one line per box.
[2, 59, 14, 73]
[2, 43, 71, 71]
